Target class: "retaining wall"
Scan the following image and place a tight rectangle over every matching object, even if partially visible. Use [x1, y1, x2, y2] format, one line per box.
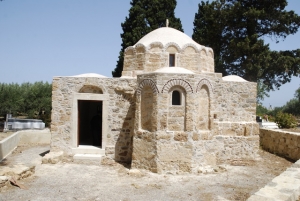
[0, 132, 20, 160]
[0, 129, 51, 161]
[260, 128, 300, 161]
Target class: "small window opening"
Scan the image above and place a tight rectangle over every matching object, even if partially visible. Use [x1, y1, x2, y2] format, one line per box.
[169, 54, 175, 67]
[172, 90, 181, 105]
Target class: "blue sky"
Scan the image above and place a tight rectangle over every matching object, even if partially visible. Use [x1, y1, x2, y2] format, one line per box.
[0, 0, 299, 108]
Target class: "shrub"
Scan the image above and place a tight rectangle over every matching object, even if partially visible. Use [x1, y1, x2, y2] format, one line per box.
[275, 111, 297, 129]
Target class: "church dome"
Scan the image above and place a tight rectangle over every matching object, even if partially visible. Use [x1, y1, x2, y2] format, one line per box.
[134, 27, 202, 49]
[121, 27, 215, 77]
[222, 75, 248, 82]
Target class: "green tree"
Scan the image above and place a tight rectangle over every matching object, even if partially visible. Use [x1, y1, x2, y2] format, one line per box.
[112, 0, 183, 77]
[256, 81, 269, 104]
[295, 86, 300, 101]
[281, 86, 300, 116]
[0, 83, 24, 116]
[192, 0, 300, 92]
[256, 104, 268, 116]
[0, 82, 52, 126]
[282, 98, 300, 116]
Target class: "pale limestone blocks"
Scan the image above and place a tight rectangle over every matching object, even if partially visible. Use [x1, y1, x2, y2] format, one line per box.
[51, 27, 259, 174]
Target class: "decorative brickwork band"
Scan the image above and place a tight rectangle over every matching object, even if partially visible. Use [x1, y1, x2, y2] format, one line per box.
[136, 79, 159, 95]
[161, 79, 193, 93]
[164, 42, 181, 52]
[182, 43, 200, 53]
[196, 79, 213, 95]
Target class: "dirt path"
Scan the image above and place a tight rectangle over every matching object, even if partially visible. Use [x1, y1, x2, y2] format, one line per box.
[0, 145, 293, 201]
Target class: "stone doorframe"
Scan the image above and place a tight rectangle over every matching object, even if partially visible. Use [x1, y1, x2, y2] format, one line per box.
[71, 93, 109, 149]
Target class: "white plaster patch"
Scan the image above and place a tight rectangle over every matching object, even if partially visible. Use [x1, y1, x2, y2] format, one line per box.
[154, 67, 195, 74]
[222, 75, 248, 82]
[69, 73, 107, 78]
[135, 27, 202, 49]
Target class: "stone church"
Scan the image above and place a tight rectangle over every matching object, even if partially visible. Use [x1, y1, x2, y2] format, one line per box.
[51, 27, 259, 173]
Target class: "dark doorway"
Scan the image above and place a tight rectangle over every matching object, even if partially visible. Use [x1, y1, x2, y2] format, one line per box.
[78, 100, 102, 147]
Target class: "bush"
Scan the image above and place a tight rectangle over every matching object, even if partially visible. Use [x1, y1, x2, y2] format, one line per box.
[275, 111, 297, 129]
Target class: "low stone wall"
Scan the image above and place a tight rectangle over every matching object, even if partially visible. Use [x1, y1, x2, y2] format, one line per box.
[132, 129, 260, 174]
[0, 129, 51, 161]
[260, 128, 300, 161]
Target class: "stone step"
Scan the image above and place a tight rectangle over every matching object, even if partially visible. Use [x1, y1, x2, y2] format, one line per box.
[73, 154, 103, 160]
[72, 145, 105, 155]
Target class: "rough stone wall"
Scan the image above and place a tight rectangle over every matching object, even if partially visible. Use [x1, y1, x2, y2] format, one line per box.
[123, 48, 135, 72]
[168, 106, 185, 131]
[197, 86, 210, 130]
[135, 46, 146, 72]
[51, 77, 74, 151]
[145, 44, 168, 72]
[135, 72, 257, 136]
[123, 44, 214, 77]
[260, 128, 300, 161]
[212, 81, 257, 122]
[210, 80, 258, 137]
[131, 130, 157, 172]
[179, 46, 198, 72]
[211, 122, 259, 137]
[51, 76, 136, 162]
[140, 86, 154, 131]
[132, 72, 259, 173]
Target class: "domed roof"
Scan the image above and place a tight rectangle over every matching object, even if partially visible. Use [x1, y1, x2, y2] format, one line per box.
[222, 75, 248, 82]
[134, 27, 202, 49]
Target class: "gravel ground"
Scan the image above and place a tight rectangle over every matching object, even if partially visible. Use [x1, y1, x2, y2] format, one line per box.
[0, 144, 293, 201]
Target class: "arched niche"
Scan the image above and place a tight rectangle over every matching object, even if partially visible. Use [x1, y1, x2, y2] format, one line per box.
[198, 85, 210, 130]
[140, 85, 154, 131]
[79, 85, 103, 94]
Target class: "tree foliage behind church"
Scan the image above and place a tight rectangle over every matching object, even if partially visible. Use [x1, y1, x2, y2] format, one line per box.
[112, 0, 183, 77]
[0, 82, 52, 126]
[192, 0, 300, 91]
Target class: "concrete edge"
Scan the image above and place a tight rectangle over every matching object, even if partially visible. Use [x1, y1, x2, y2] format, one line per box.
[0, 129, 51, 161]
[0, 132, 20, 161]
[247, 159, 300, 201]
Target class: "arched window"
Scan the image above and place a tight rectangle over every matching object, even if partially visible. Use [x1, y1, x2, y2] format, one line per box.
[172, 90, 181, 105]
[169, 54, 175, 67]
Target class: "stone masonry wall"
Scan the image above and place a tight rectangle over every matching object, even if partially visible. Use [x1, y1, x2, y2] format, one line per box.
[51, 76, 137, 162]
[132, 72, 259, 173]
[122, 43, 214, 77]
[213, 81, 257, 122]
[136, 72, 258, 136]
[260, 128, 300, 161]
